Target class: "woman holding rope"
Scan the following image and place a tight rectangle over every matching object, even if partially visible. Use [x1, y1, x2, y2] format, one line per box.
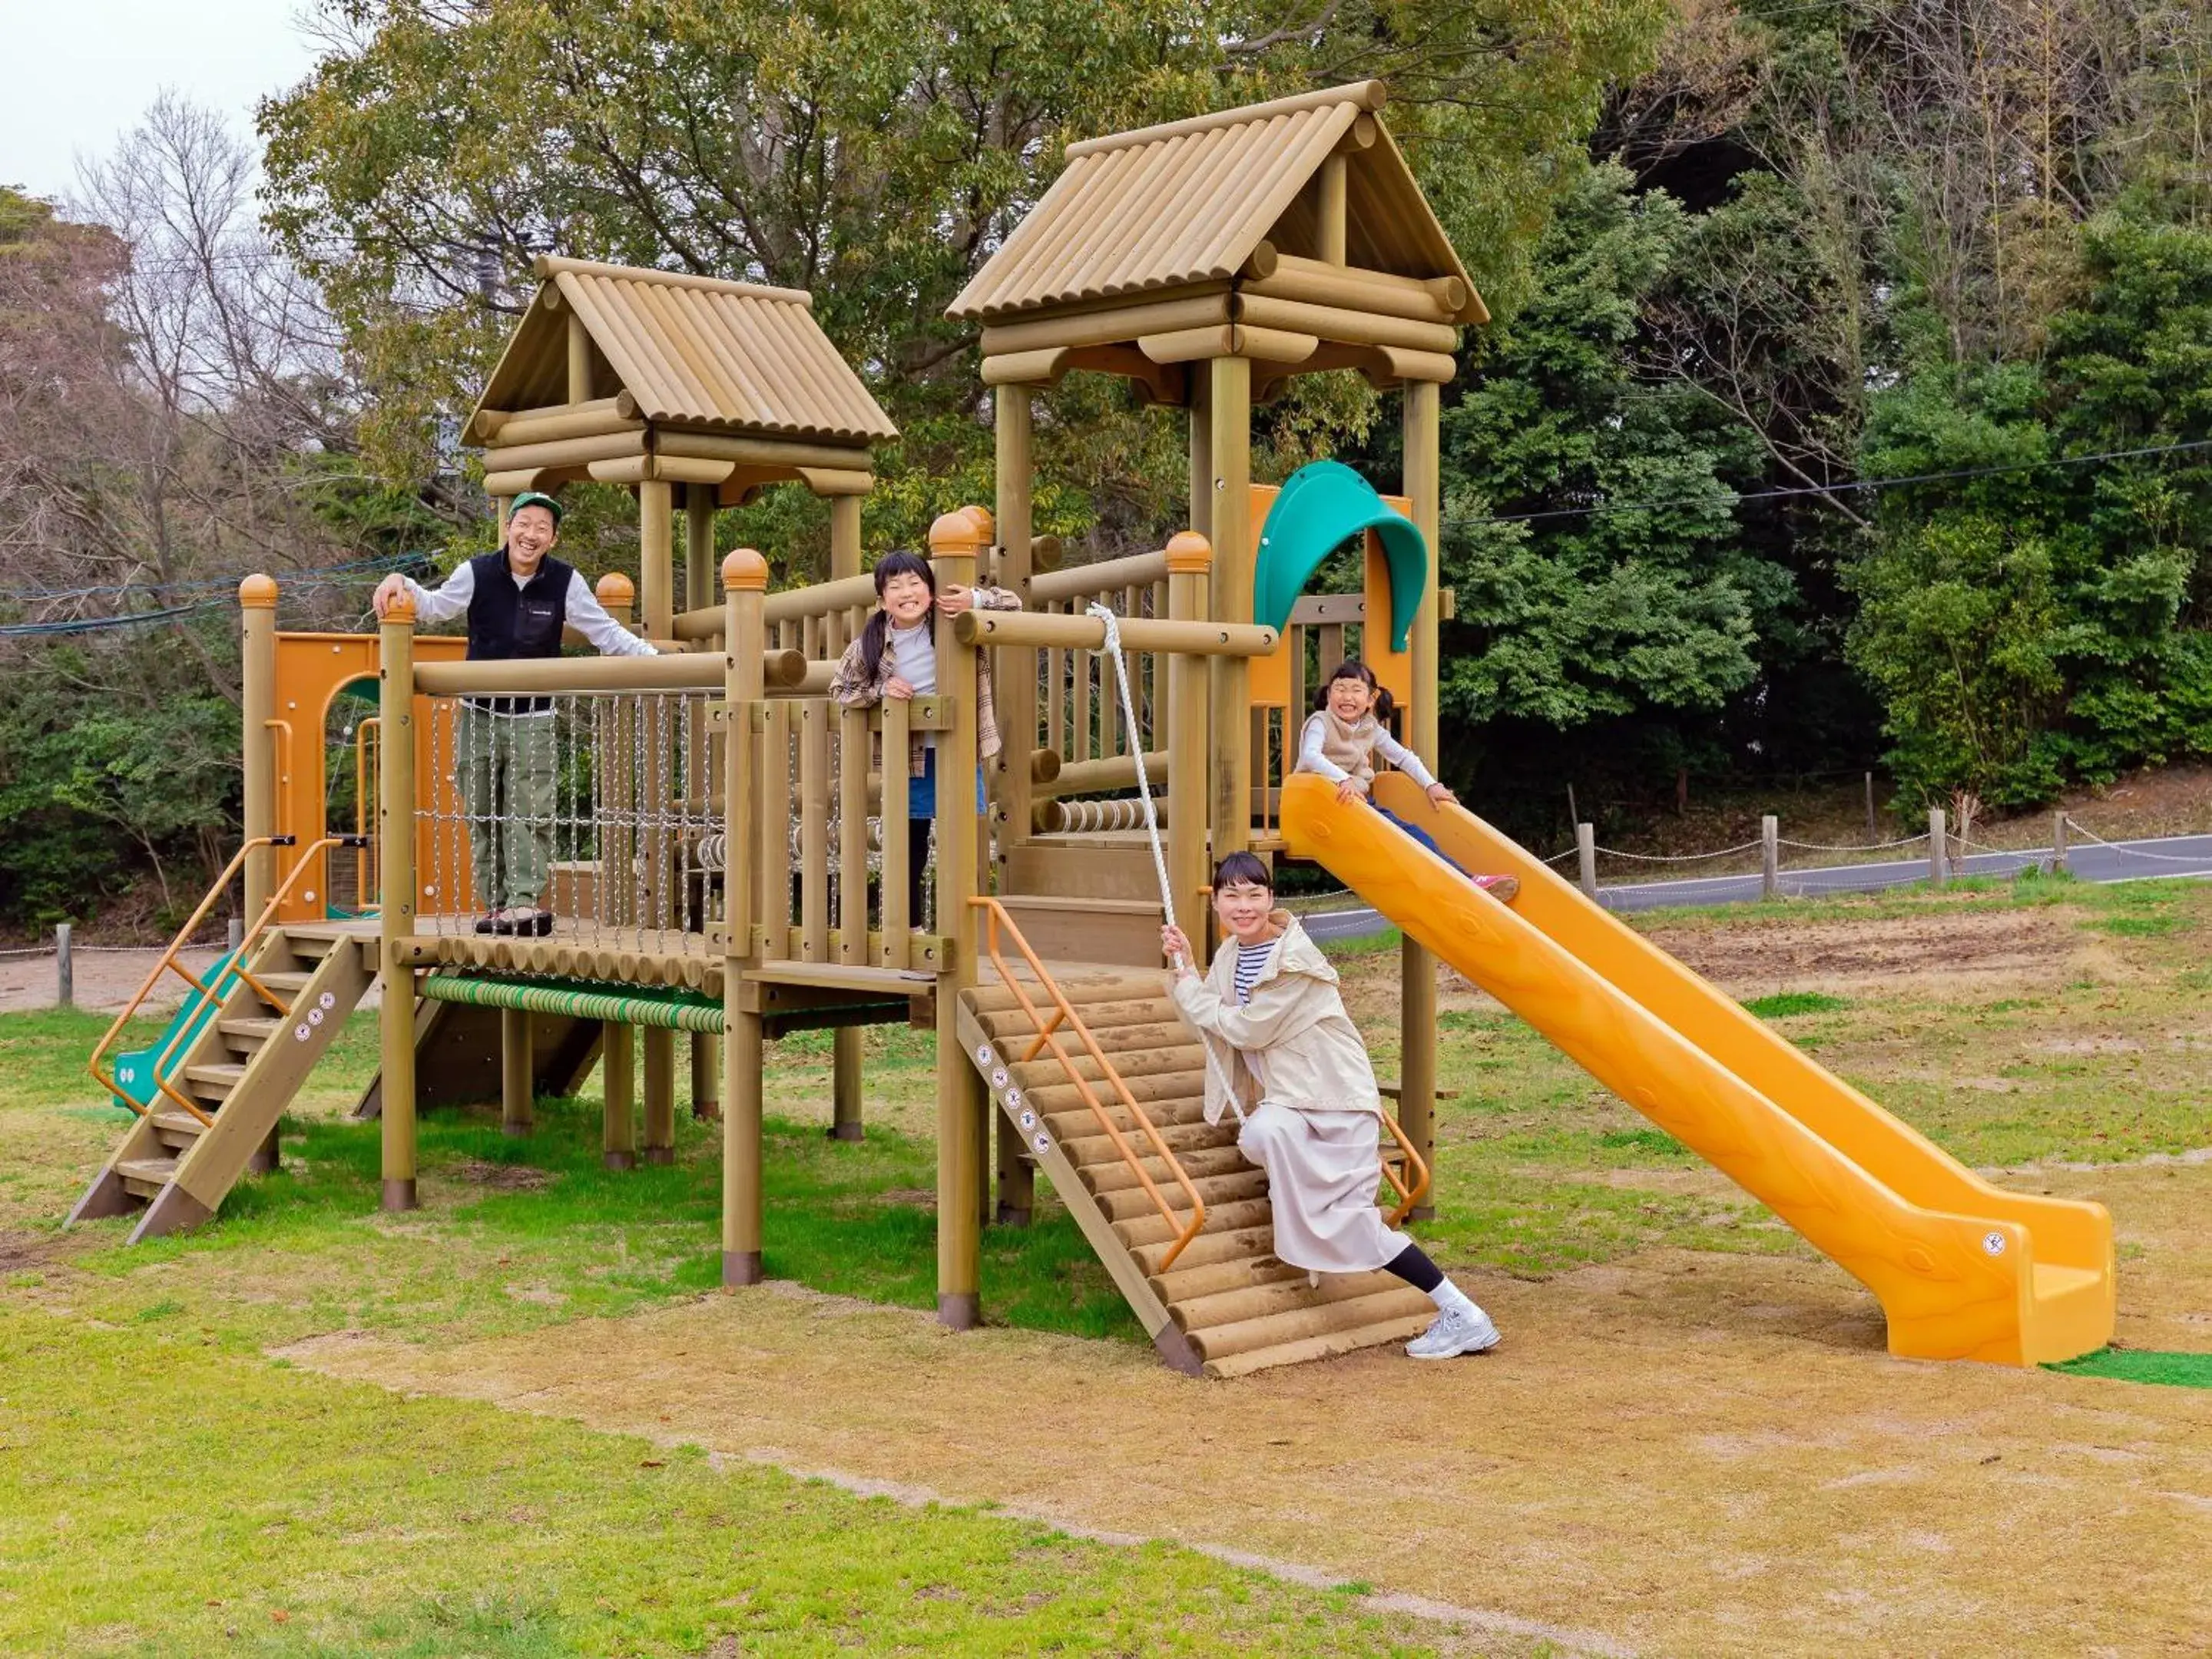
[1161, 855, 1502, 1361]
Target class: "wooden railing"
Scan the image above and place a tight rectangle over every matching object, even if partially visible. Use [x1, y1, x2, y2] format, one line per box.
[88, 833, 364, 1125]
[971, 896, 1210, 1273]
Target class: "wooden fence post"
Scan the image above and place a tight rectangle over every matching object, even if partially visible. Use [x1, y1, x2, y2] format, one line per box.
[55, 923, 71, 1009]
[1761, 816, 1779, 901]
[377, 586, 419, 1213]
[1929, 808, 1949, 888]
[721, 548, 769, 1287]
[1577, 823, 1598, 899]
[2052, 811, 2069, 874]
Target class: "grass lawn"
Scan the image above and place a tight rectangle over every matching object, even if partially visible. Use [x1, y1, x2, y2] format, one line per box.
[5, 868, 2210, 1651]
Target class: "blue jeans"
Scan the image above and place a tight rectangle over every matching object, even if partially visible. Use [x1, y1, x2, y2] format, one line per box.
[1373, 800, 1469, 878]
[904, 749, 985, 925]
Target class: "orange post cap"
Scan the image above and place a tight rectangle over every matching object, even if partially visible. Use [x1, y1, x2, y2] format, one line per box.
[1164, 531, 1213, 574]
[721, 548, 769, 591]
[238, 574, 279, 608]
[928, 505, 994, 554]
[594, 571, 635, 610]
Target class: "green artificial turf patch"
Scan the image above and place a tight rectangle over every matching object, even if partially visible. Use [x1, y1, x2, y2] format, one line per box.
[2045, 1346, 2212, 1389]
[1741, 992, 1851, 1018]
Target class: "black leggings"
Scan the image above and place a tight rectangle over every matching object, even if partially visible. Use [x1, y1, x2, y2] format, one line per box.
[907, 816, 932, 926]
[1384, 1242, 1443, 1293]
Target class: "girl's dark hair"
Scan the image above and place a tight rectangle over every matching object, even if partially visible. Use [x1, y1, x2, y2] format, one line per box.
[855, 549, 936, 667]
[1213, 851, 1273, 893]
[1313, 656, 1396, 724]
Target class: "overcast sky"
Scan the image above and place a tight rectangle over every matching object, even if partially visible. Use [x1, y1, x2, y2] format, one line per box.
[2, 0, 324, 203]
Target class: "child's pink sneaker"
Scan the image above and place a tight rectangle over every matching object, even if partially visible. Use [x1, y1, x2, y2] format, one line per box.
[1473, 874, 1520, 903]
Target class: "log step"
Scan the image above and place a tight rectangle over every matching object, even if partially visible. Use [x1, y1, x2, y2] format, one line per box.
[1093, 1168, 1265, 1224]
[974, 998, 1183, 1044]
[1128, 1224, 1277, 1279]
[1148, 1253, 1313, 1305]
[255, 970, 313, 995]
[116, 1157, 178, 1198]
[1039, 1088, 1206, 1142]
[1168, 1267, 1409, 1333]
[1114, 1196, 1273, 1250]
[1186, 1285, 1439, 1364]
[1029, 1071, 1206, 1122]
[1008, 1042, 1204, 1092]
[184, 1062, 246, 1101]
[219, 1015, 282, 1046]
[1060, 1117, 1237, 1168]
[1200, 1310, 1439, 1379]
[1082, 1142, 1250, 1194]
[964, 972, 1168, 1016]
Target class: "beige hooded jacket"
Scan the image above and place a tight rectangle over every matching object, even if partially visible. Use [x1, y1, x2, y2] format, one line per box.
[1167, 911, 1386, 1127]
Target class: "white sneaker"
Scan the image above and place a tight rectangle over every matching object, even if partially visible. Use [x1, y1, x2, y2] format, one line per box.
[1406, 1304, 1501, 1359]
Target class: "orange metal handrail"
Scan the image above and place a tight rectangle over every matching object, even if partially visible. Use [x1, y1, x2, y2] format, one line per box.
[353, 716, 379, 910]
[88, 833, 366, 1127]
[970, 897, 1210, 1272]
[1376, 1108, 1431, 1226]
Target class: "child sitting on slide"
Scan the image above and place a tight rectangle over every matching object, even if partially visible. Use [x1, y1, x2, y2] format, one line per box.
[1161, 853, 1502, 1359]
[1294, 658, 1518, 902]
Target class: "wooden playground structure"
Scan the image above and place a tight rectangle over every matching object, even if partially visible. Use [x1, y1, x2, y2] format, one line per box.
[71, 81, 1478, 1376]
[68, 78, 2115, 1376]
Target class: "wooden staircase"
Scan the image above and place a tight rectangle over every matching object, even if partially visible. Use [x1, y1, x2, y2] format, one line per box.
[69, 923, 377, 1242]
[955, 956, 1436, 1379]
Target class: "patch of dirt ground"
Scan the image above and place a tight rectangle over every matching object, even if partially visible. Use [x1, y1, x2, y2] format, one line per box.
[1638, 908, 2102, 998]
[276, 1158, 2212, 1659]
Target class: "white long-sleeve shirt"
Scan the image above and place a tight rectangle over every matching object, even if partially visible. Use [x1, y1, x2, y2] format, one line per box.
[1296, 710, 1436, 791]
[402, 561, 657, 657]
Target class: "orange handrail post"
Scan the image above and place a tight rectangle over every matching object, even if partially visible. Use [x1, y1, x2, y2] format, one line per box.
[969, 897, 1210, 1272]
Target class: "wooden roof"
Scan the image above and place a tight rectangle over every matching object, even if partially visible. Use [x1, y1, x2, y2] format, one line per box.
[475, 257, 897, 445]
[948, 81, 1481, 325]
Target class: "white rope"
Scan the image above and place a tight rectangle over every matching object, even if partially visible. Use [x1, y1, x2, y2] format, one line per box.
[1086, 601, 1242, 1124]
[2061, 816, 2212, 866]
[1775, 833, 1932, 853]
[1592, 839, 1765, 863]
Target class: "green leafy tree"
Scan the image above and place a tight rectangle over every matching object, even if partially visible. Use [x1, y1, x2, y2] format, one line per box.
[1435, 164, 1786, 796]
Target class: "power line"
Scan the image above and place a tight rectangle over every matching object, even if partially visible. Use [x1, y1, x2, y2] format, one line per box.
[8, 551, 420, 604]
[1441, 435, 2212, 531]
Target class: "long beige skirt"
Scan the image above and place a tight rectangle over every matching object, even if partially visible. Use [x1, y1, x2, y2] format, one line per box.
[1237, 1103, 1409, 1275]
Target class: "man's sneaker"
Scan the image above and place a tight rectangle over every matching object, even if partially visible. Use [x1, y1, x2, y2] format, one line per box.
[495, 907, 555, 938]
[473, 909, 508, 935]
[1406, 1303, 1501, 1359]
[1473, 873, 1520, 904]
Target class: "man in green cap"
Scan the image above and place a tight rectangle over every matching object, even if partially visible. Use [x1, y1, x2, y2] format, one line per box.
[373, 492, 656, 935]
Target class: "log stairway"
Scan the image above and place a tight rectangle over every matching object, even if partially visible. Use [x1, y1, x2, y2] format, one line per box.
[70, 922, 377, 1242]
[956, 907, 1436, 1378]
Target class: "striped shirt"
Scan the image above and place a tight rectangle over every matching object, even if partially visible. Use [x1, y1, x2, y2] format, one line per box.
[1232, 939, 1277, 1005]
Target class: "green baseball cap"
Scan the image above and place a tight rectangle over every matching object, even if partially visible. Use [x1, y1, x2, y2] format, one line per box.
[509, 490, 565, 525]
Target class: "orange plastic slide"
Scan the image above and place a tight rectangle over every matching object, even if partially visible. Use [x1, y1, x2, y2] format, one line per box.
[1280, 771, 2116, 1366]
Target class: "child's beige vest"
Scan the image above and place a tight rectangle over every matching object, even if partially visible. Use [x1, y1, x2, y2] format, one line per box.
[1314, 710, 1379, 790]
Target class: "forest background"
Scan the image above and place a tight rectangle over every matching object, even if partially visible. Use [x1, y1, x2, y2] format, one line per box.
[3, 0, 2210, 931]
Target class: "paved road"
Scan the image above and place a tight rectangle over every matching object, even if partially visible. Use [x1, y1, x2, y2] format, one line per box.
[1301, 831, 2212, 942]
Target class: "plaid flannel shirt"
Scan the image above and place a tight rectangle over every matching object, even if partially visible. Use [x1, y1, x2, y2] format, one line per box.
[829, 585, 1022, 778]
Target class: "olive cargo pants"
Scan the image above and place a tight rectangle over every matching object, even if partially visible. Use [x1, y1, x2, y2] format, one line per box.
[455, 704, 558, 912]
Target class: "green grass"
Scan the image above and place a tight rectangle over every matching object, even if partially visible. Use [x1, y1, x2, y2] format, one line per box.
[1740, 991, 1851, 1018]
[2045, 1346, 2212, 1389]
[0, 1307, 1472, 1656]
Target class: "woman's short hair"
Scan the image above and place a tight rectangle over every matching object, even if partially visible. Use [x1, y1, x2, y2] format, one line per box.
[1212, 851, 1273, 892]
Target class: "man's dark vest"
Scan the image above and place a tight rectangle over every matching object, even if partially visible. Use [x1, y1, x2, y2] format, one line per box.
[465, 549, 571, 714]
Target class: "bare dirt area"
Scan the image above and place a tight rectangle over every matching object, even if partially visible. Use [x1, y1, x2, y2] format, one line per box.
[0, 946, 221, 1015]
[1639, 907, 2101, 998]
[280, 1160, 2212, 1659]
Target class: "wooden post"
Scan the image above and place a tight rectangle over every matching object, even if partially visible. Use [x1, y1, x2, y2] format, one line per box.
[239, 575, 279, 919]
[567, 311, 592, 403]
[1207, 356, 1252, 863]
[686, 487, 723, 1122]
[1864, 771, 1879, 842]
[501, 1006, 533, 1136]
[1165, 531, 1214, 960]
[1929, 808, 1949, 888]
[2052, 810, 2069, 874]
[992, 385, 1036, 1224]
[1399, 378, 1442, 1217]
[1578, 823, 1598, 899]
[930, 508, 990, 1328]
[638, 478, 677, 1158]
[377, 588, 419, 1212]
[828, 491, 865, 1140]
[55, 923, 71, 1009]
[602, 1023, 637, 1169]
[1318, 153, 1348, 267]
[1187, 371, 1213, 544]
[722, 548, 770, 1286]
[1761, 815, 1780, 901]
